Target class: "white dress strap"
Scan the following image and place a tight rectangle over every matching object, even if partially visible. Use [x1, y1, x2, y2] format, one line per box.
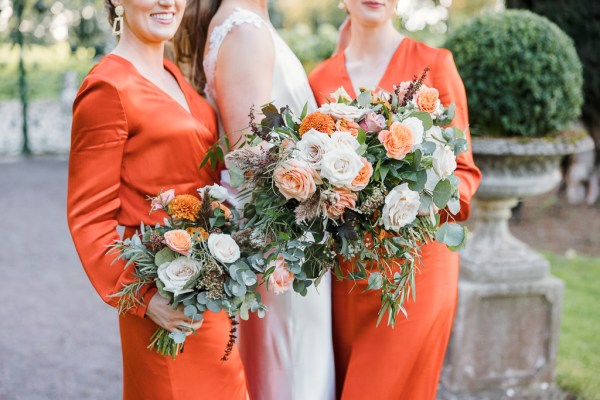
[203, 8, 265, 103]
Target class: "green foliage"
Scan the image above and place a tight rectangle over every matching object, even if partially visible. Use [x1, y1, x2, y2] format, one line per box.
[0, 44, 94, 100]
[278, 23, 339, 71]
[444, 10, 584, 137]
[548, 254, 600, 400]
[506, 0, 600, 126]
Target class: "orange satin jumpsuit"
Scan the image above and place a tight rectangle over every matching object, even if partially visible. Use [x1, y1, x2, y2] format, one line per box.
[67, 55, 247, 400]
[309, 37, 482, 400]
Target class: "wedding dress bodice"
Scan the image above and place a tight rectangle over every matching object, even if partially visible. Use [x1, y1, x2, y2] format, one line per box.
[203, 7, 318, 117]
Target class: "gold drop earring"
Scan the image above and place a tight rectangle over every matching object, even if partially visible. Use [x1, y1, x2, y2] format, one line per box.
[112, 5, 124, 37]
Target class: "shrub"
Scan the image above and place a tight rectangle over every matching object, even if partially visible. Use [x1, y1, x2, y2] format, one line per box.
[444, 10, 584, 137]
[506, 0, 600, 128]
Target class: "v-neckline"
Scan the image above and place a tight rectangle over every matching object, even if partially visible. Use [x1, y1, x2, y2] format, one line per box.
[107, 53, 193, 116]
[339, 37, 409, 99]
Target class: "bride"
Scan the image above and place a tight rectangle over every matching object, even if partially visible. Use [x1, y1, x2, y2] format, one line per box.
[173, 1, 335, 399]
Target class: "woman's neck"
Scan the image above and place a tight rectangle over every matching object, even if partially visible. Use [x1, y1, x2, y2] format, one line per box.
[222, 0, 269, 19]
[345, 21, 403, 62]
[112, 30, 166, 76]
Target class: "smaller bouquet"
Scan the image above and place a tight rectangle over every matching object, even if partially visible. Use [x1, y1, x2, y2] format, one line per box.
[107, 185, 266, 360]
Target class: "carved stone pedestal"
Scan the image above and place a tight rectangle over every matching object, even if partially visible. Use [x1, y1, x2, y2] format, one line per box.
[440, 135, 593, 399]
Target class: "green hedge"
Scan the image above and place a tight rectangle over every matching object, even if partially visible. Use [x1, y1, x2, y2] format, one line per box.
[445, 10, 583, 137]
[506, 0, 600, 127]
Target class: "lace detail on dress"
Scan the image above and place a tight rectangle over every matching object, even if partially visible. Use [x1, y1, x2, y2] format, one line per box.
[203, 8, 265, 104]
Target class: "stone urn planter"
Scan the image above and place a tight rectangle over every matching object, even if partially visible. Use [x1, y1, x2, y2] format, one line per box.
[442, 8, 590, 399]
[441, 133, 594, 399]
[460, 133, 595, 282]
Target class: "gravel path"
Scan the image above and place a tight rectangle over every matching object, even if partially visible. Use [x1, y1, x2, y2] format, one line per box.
[0, 157, 122, 400]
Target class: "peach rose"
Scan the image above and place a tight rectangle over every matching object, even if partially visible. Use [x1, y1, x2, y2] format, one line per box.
[378, 122, 416, 160]
[416, 87, 439, 114]
[211, 201, 233, 219]
[163, 229, 193, 256]
[335, 119, 360, 138]
[349, 158, 373, 191]
[273, 159, 317, 202]
[268, 255, 294, 294]
[326, 189, 358, 220]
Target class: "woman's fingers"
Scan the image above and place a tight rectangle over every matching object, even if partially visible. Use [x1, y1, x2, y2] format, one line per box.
[191, 320, 203, 331]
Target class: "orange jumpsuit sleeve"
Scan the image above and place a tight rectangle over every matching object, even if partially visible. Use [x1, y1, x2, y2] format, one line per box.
[434, 49, 482, 222]
[67, 76, 157, 318]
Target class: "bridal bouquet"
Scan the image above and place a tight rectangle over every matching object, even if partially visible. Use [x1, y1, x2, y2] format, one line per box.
[107, 186, 266, 360]
[207, 69, 469, 326]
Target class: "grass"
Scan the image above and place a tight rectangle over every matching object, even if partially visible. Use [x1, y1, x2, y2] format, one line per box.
[0, 43, 95, 100]
[549, 253, 600, 400]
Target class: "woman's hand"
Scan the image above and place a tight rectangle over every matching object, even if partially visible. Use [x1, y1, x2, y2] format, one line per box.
[145, 292, 203, 336]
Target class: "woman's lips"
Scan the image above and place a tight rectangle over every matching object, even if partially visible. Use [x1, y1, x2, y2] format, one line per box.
[362, 1, 385, 8]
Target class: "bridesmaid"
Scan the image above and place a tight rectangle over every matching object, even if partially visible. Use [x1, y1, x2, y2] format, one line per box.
[66, 0, 247, 398]
[173, 1, 336, 399]
[309, 1, 481, 399]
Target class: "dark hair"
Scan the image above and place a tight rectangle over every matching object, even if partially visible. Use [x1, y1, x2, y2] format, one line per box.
[173, 0, 222, 94]
[104, 0, 117, 26]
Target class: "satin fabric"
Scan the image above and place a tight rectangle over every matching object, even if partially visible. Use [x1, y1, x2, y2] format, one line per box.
[204, 8, 335, 400]
[67, 55, 247, 399]
[308, 37, 482, 400]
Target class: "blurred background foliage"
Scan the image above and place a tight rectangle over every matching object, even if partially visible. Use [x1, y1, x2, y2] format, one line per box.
[0, 0, 503, 100]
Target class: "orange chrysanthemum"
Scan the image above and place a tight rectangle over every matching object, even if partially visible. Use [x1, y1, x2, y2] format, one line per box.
[167, 194, 201, 221]
[299, 112, 335, 136]
[186, 227, 210, 241]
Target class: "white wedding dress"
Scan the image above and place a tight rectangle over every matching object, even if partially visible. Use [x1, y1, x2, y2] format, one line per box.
[204, 8, 335, 400]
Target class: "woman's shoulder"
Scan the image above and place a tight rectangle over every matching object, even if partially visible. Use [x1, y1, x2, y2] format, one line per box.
[208, 6, 267, 45]
[78, 55, 135, 96]
[402, 37, 454, 67]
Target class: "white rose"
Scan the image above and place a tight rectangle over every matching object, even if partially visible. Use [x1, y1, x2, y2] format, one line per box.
[381, 183, 421, 231]
[295, 129, 332, 170]
[330, 130, 360, 151]
[425, 169, 441, 192]
[207, 233, 240, 264]
[402, 117, 424, 147]
[318, 103, 365, 120]
[320, 147, 364, 187]
[330, 86, 352, 103]
[425, 126, 445, 145]
[198, 184, 229, 202]
[432, 145, 457, 179]
[157, 257, 202, 297]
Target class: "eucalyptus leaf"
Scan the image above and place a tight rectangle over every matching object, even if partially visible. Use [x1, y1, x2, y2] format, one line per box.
[357, 90, 372, 108]
[184, 305, 197, 318]
[435, 223, 465, 247]
[206, 300, 222, 313]
[447, 197, 461, 215]
[421, 141, 436, 155]
[170, 331, 186, 345]
[367, 272, 383, 290]
[240, 303, 250, 320]
[433, 179, 452, 208]
[154, 247, 176, 267]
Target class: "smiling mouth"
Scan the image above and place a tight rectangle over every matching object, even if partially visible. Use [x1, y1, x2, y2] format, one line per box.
[363, 1, 384, 6]
[150, 12, 174, 22]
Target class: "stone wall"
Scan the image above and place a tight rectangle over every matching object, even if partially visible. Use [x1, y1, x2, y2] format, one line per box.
[0, 100, 73, 156]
